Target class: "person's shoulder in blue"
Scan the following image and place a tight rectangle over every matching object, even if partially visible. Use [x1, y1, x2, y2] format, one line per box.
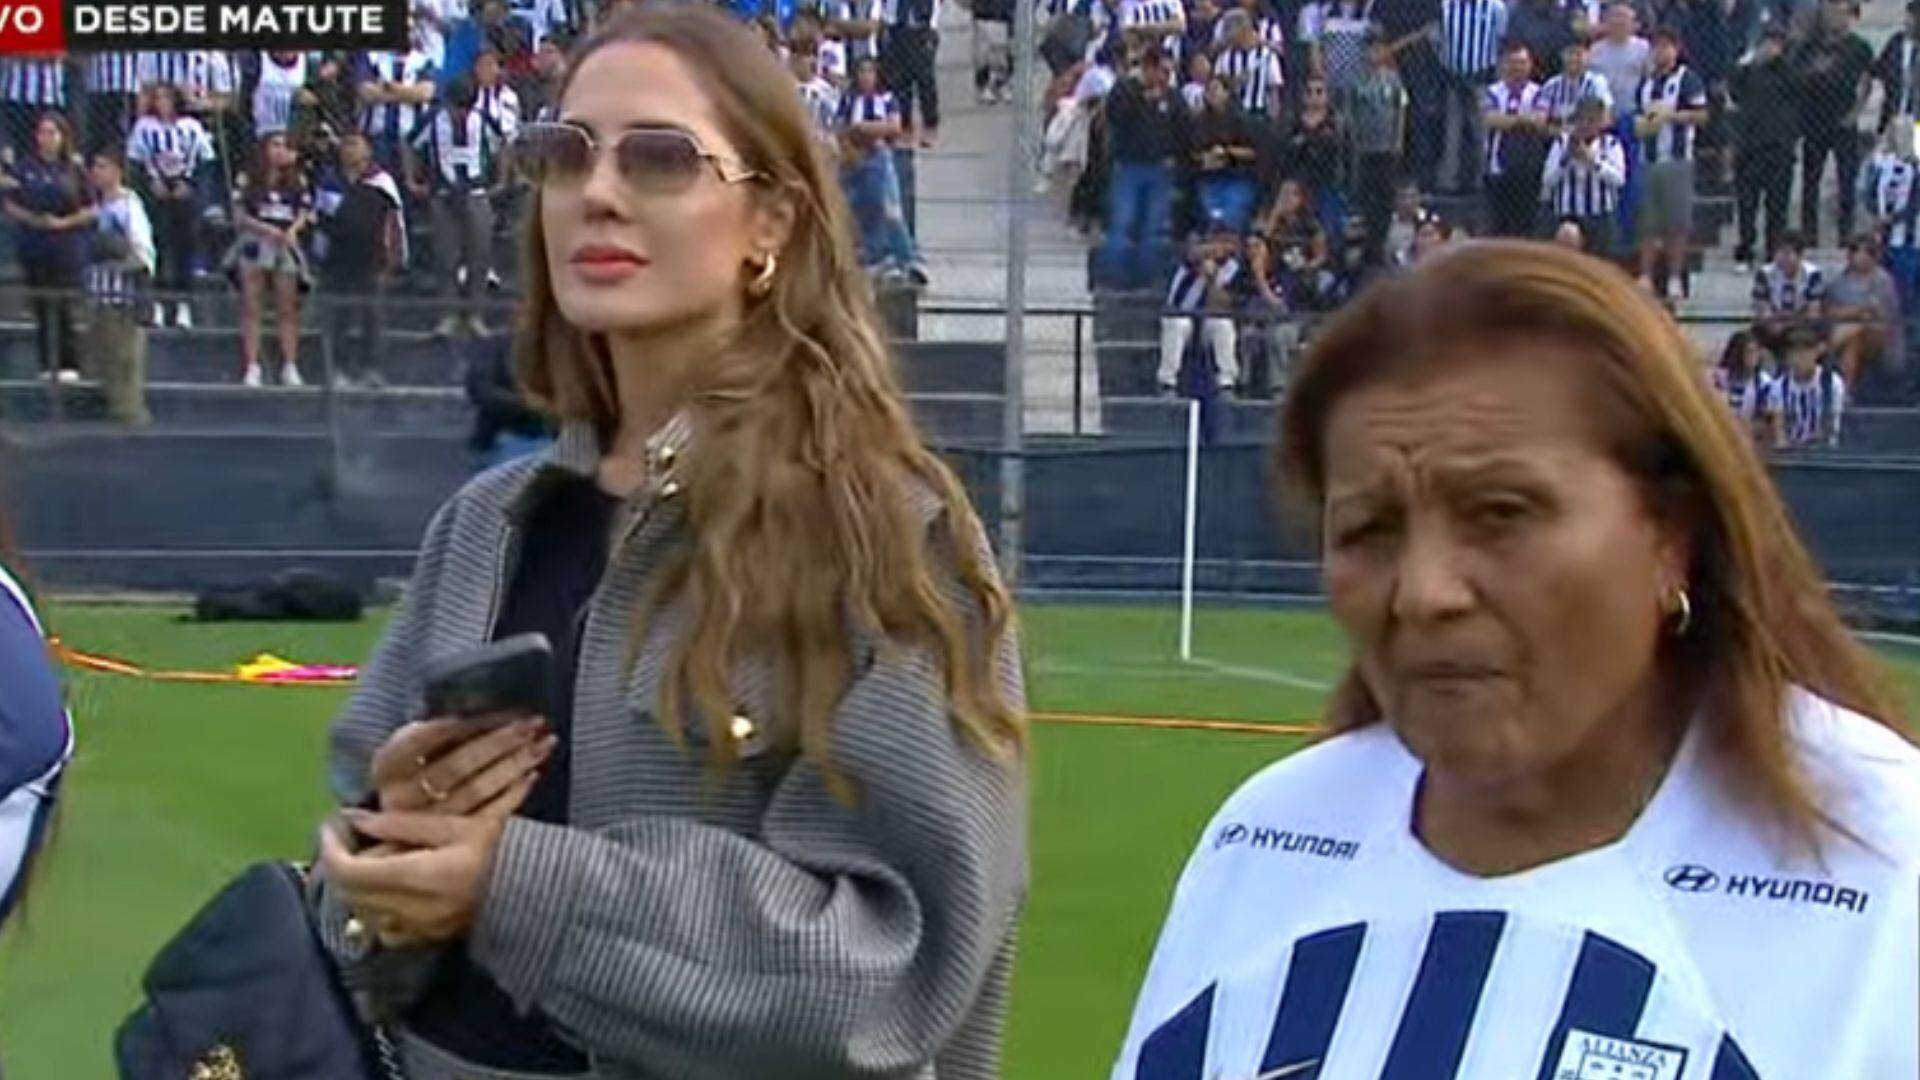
[0, 562, 70, 924]
[0, 566, 63, 796]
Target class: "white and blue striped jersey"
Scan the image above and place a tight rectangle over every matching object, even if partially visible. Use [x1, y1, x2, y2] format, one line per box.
[1439, 0, 1507, 76]
[1714, 367, 1772, 424]
[0, 60, 65, 107]
[1213, 12, 1287, 52]
[84, 52, 143, 96]
[127, 114, 216, 183]
[407, 105, 505, 192]
[137, 51, 237, 100]
[1752, 261, 1827, 316]
[1482, 79, 1543, 176]
[1636, 63, 1707, 163]
[1871, 154, 1920, 250]
[251, 52, 310, 137]
[512, 0, 578, 45]
[1542, 130, 1626, 217]
[476, 82, 521, 143]
[1166, 257, 1242, 311]
[1768, 369, 1846, 447]
[357, 51, 438, 142]
[839, 89, 899, 131]
[84, 188, 155, 307]
[1115, 693, 1920, 1080]
[1537, 68, 1612, 128]
[831, 0, 885, 60]
[0, 563, 72, 928]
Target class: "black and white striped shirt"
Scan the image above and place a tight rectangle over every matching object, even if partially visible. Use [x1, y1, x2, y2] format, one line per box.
[0, 60, 64, 106]
[127, 114, 216, 183]
[358, 51, 437, 141]
[833, 0, 885, 59]
[1542, 130, 1626, 216]
[1167, 257, 1241, 311]
[1122, 0, 1186, 63]
[1874, 155, 1920, 249]
[1768, 369, 1845, 447]
[251, 52, 310, 137]
[407, 105, 505, 193]
[1483, 79, 1542, 176]
[476, 83, 521, 142]
[1439, 0, 1507, 76]
[1217, 45, 1285, 114]
[1752, 261, 1827, 316]
[85, 53, 143, 96]
[1636, 63, 1707, 163]
[839, 89, 900, 136]
[84, 189, 154, 308]
[138, 51, 237, 99]
[1538, 69, 1612, 127]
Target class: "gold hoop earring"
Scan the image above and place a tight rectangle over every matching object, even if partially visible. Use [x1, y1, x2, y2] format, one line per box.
[748, 254, 778, 298]
[1666, 585, 1693, 637]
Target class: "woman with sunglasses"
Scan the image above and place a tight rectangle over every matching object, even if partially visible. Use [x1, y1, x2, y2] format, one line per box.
[312, 7, 1027, 1080]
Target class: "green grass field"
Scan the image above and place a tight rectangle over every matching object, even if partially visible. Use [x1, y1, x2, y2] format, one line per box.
[3, 602, 1917, 1079]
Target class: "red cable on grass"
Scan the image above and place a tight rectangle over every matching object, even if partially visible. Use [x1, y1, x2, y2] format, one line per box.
[49, 640, 1321, 736]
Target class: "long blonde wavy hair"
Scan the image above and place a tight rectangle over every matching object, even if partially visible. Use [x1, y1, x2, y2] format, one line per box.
[512, 4, 1021, 791]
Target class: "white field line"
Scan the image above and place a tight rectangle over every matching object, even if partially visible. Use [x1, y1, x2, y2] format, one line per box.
[1032, 655, 1335, 692]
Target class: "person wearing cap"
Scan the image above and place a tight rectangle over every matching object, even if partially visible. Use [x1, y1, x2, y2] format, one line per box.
[1728, 24, 1798, 268]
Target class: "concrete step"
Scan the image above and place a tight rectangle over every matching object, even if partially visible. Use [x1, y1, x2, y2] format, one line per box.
[0, 381, 1012, 442]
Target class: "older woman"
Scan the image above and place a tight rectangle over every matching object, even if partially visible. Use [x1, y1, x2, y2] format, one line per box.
[1115, 241, 1918, 1078]
[312, 7, 1027, 1079]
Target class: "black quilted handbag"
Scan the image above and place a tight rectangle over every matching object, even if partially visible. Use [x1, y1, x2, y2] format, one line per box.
[115, 861, 404, 1080]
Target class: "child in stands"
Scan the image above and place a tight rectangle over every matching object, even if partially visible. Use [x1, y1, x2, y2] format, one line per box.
[1765, 323, 1847, 450]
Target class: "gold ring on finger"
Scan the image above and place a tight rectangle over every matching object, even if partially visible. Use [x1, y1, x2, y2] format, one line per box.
[418, 771, 451, 803]
[343, 915, 370, 950]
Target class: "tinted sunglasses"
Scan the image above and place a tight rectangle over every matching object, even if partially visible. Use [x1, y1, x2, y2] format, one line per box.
[511, 121, 764, 194]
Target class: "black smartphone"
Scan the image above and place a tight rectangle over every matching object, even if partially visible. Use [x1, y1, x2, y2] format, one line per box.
[421, 633, 554, 721]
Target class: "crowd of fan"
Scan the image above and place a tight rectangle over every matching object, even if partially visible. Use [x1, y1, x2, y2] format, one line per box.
[0, 0, 973, 416]
[1027, 0, 1920, 423]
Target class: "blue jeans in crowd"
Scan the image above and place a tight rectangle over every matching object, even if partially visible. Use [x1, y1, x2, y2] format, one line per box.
[1197, 175, 1257, 233]
[1102, 161, 1173, 289]
[842, 150, 922, 271]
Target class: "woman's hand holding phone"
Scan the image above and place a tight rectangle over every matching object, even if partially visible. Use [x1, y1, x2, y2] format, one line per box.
[368, 715, 555, 818]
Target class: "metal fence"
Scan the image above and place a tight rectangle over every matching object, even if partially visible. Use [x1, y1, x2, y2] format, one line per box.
[6, 0, 1920, 603]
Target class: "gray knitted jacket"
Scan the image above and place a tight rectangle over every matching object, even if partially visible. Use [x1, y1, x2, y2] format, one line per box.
[310, 416, 1029, 1079]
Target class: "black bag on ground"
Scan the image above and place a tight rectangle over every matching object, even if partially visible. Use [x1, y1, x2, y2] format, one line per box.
[115, 862, 402, 1080]
[191, 570, 364, 623]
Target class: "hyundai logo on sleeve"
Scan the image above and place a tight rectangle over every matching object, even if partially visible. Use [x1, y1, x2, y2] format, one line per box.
[1212, 822, 1360, 860]
[1664, 864, 1720, 893]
